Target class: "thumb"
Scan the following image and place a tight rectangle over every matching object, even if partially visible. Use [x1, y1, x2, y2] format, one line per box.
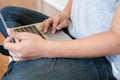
[7, 28, 28, 40]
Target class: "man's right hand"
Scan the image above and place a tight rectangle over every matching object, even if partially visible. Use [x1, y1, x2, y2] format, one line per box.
[40, 14, 69, 34]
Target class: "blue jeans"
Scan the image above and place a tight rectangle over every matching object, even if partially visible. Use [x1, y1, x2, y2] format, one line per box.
[0, 6, 117, 80]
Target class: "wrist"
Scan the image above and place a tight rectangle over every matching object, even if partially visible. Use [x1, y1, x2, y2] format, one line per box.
[43, 40, 55, 58]
[60, 12, 70, 19]
[60, 0, 72, 19]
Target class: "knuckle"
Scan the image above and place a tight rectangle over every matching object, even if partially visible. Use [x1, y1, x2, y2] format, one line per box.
[44, 24, 49, 29]
[64, 22, 68, 26]
[44, 19, 49, 22]
[53, 21, 59, 26]
[54, 20, 58, 23]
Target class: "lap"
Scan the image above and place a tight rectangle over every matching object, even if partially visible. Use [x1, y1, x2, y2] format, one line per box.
[2, 58, 109, 80]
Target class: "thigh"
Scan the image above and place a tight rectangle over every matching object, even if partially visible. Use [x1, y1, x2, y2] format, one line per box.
[0, 6, 48, 38]
[2, 58, 106, 80]
[1, 6, 48, 26]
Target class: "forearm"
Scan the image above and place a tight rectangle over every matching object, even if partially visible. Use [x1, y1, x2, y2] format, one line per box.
[45, 31, 120, 58]
[61, 0, 73, 18]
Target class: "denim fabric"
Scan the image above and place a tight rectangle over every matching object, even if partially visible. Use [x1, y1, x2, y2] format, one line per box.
[0, 6, 117, 80]
[2, 58, 116, 80]
[0, 6, 48, 38]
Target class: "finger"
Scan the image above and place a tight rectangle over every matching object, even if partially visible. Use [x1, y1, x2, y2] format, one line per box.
[4, 37, 17, 50]
[7, 28, 15, 37]
[11, 54, 33, 62]
[12, 57, 25, 62]
[56, 20, 69, 30]
[4, 42, 18, 51]
[4, 38, 19, 51]
[13, 57, 34, 62]
[5, 37, 12, 42]
[10, 50, 26, 59]
[44, 18, 53, 33]
[9, 50, 18, 58]
[40, 18, 53, 33]
[7, 28, 31, 40]
[39, 20, 47, 31]
[52, 16, 60, 33]
[9, 50, 27, 61]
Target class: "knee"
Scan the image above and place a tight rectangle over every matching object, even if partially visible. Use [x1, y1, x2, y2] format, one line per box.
[1, 6, 17, 15]
[1, 6, 20, 19]
[1, 6, 13, 12]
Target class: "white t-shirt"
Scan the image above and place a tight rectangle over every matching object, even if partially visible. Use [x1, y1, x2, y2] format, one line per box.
[68, 0, 120, 79]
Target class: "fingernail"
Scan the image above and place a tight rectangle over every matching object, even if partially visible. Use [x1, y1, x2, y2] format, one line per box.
[57, 27, 60, 30]
[40, 27, 43, 30]
[39, 28, 42, 30]
[52, 30, 55, 34]
[44, 29, 47, 33]
[7, 28, 13, 34]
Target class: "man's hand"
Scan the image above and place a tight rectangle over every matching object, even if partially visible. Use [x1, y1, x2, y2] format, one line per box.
[4, 29, 50, 61]
[40, 0, 72, 34]
[40, 14, 69, 34]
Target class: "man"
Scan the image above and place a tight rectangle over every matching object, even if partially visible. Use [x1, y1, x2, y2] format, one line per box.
[0, 0, 120, 80]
